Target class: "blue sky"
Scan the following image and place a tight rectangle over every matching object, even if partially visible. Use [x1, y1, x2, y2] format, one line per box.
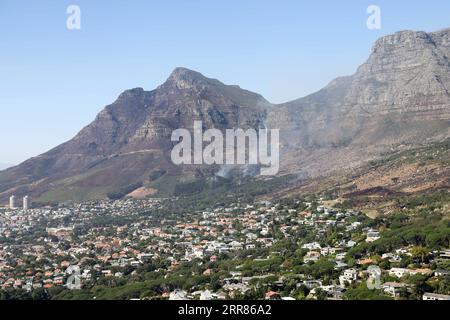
[1, 0, 450, 165]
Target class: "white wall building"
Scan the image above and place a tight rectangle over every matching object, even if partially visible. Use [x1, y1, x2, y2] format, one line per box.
[423, 293, 450, 300]
[9, 195, 16, 209]
[23, 195, 30, 210]
[339, 268, 358, 287]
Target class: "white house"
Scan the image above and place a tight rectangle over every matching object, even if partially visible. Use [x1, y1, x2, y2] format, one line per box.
[389, 268, 410, 278]
[382, 282, 407, 297]
[366, 229, 381, 242]
[302, 242, 321, 250]
[169, 289, 190, 300]
[422, 292, 450, 301]
[339, 268, 358, 287]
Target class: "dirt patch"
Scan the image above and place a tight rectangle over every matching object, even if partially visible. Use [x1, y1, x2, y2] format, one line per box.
[127, 187, 158, 199]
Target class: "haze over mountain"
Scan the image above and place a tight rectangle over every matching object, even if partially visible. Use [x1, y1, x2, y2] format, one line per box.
[270, 28, 450, 177]
[1, 28, 449, 203]
[0, 164, 13, 171]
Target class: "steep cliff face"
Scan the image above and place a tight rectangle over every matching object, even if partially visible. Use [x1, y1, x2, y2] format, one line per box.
[1, 29, 450, 202]
[270, 29, 450, 176]
[67, 67, 270, 155]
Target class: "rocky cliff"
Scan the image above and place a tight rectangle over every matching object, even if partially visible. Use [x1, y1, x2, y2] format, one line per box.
[1, 28, 450, 202]
[270, 28, 450, 177]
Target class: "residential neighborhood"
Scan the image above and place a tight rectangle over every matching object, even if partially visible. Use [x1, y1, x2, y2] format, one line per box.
[0, 195, 448, 300]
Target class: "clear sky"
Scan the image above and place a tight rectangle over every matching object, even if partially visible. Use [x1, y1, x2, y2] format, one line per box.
[1, 0, 450, 165]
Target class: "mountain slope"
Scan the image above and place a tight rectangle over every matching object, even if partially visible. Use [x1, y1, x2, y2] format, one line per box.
[270, 28, 450, 177]
[0, 68, 270, 202]
[1, 28, 450, 203]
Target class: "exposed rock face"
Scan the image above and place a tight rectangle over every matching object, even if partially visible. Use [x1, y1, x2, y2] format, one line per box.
[1, 29, 450, 202]
[270, 28, 450, 176]
[0, 68, 269, 201]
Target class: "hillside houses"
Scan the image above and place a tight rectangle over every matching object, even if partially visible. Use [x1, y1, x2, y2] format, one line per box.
[0, 196, 448, 301]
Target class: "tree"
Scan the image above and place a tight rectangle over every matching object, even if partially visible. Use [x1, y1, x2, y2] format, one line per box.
[31, 288, 50, 300]
[344, 283, 391, 300]
[314, 288, 327, 300]
[411, 246, 429, 264]
[406, 274, 432, 299]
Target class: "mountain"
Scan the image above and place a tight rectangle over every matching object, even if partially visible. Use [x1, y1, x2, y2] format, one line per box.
[0, 164, 13, 171]
[269, 28, 450, 177]
[1, 28, 450, 203]
[0, 68, 270, 202]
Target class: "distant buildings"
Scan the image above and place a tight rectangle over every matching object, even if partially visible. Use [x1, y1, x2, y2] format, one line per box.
[9, 195, 16, 209]
[366, 229, 381, 242]
[8, 195, 31, 210]
[23, 195, 30, 210]
[46, 227, 74, 240]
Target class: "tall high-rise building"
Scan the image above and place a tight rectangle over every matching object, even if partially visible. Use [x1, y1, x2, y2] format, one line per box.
[9, 195, 16, 209]
[23, 195, 30, 211]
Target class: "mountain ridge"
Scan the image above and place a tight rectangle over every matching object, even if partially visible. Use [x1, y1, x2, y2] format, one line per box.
[1, 28, 450, 203]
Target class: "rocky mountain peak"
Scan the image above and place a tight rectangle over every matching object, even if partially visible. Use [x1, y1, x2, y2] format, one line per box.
[354, 28, 450, 82]
[371, 30, 435, 54]
[162, 67, 217, 90]
[117, 87, 146, 100]
[157, 67, 271, 110]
